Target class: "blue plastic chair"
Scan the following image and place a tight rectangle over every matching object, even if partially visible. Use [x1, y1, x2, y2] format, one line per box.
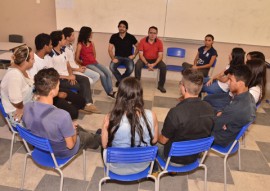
[99, 146, 158, 191]
[16, 124, 86, 191]
[0, 99, 18, 170]
[157, 136, 214, 191]
[166, 47, 186, 72]
[211, 122, 253, 191]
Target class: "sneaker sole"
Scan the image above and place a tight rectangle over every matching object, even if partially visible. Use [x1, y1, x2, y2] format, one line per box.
[107, 95, 116, 100]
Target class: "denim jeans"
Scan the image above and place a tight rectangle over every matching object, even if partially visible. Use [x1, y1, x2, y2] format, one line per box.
[204, 92, 231, 112]
[83, 68, 100, 85]
[109, 56, 134, 82]
[86, 63, 113, 95]
[202, 80, 227, 94]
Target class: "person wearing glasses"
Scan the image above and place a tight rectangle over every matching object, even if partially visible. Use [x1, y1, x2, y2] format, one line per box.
[135, 26, 167, 93]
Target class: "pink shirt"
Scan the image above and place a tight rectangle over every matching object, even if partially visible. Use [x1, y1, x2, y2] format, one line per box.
[139, 37, 163, 60]
[79, 42, 97, 66]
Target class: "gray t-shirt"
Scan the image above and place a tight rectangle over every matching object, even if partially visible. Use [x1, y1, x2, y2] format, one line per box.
[23, 101, 80, 158]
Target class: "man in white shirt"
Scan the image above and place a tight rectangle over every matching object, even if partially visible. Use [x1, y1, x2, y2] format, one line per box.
[62, 27, 100, 85]
[50, 30, 100, 114]
[27, 33, 98, 119]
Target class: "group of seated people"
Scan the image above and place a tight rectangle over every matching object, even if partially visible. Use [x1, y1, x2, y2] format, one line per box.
[0, 19, 267, 177]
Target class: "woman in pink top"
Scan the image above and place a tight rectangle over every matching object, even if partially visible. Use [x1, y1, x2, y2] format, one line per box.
[75, 26, 116, 99]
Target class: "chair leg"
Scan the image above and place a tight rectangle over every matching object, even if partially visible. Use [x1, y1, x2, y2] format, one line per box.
[57, 169, 64, 191]
[157, 171, 167, 191]
[224, 156, 228, 191]
[147, 175, 158, 191]
[201, 164, 207, 191]
[20, 154, 29, 190]
[83, 149, 86, 180]
[99, 177, 110, 191]
[8, 132, 16, 170]
[238, 148, 241, 171]
[242, 133, 246, 147]
[156, 69, 160, 88]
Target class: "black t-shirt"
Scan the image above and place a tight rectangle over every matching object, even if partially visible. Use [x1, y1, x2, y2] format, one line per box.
[109, 32, 137, 57]
[162, 97, 214, 164]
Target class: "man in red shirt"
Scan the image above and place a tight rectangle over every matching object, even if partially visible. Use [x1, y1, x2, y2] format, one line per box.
[135, 26, 167, 93]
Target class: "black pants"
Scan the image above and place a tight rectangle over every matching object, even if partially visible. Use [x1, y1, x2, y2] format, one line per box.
[59, 74, 93, 104]
[53, 89, 85, 120]
[135, 59, 167, 87]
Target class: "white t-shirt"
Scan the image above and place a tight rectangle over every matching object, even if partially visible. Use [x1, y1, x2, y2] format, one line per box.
[27, 53, 53, 79]
[0, 68, 34, 113]
[65, 44, 79, 69]
[51, 50, 69, 76]
[217, 65, 230, 92]
[249, 85, 261, 103]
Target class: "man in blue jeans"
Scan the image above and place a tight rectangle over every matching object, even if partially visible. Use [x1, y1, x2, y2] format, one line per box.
[108, 20, 138, 87]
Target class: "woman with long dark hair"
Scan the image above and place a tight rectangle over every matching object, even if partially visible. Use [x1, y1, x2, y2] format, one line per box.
[75, 26, 115, 99]
[101, 77, 158, 175]
[202, 47, 245, 94]
[246, 58, 266, 103]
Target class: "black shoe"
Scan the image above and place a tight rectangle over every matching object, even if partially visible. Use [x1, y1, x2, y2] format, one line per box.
[158, 86, 166, 93]
[115, 81, 120, 87]
[95, 128, 102, 135]
[107, 91, 117, 99]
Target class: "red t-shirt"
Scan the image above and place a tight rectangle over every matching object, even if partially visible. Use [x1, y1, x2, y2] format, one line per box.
[79, 42, 97, 66]
[139, 37, 163, 60]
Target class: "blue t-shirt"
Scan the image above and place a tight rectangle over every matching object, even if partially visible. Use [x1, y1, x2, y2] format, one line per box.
[23, 101, 80, 158]
[197, 46, 218, 66]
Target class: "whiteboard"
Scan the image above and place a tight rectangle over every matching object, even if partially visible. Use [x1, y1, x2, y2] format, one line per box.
[55, 0, 270, 46]
[55, 0, 167, 36]
[165, 0, 270, 46]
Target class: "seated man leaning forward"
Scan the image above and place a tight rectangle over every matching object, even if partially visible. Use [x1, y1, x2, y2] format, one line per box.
[135, 26, 167, 93]
[212, 64, 256, 147]
[158, 68, 214, 165]
[23, 68, 101, 158]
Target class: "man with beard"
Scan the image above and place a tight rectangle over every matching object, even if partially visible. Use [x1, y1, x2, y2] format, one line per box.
[108, 20, 138, 87]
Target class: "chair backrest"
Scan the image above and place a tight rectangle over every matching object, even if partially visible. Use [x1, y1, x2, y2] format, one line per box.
[0, 99, 18, 133]
[207, 59, 217, 77]
[0, 99, 8, 118]
[168, 136, 214, 157]
[106, 146, 158, 164]
[9, 34, 23, 43]
[167, 47, 186, 58]
[256, 101, 261, 109]
[235, 122, 253, 141]
[16, 124, 53, 153]
[211, 59, 217, 68]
